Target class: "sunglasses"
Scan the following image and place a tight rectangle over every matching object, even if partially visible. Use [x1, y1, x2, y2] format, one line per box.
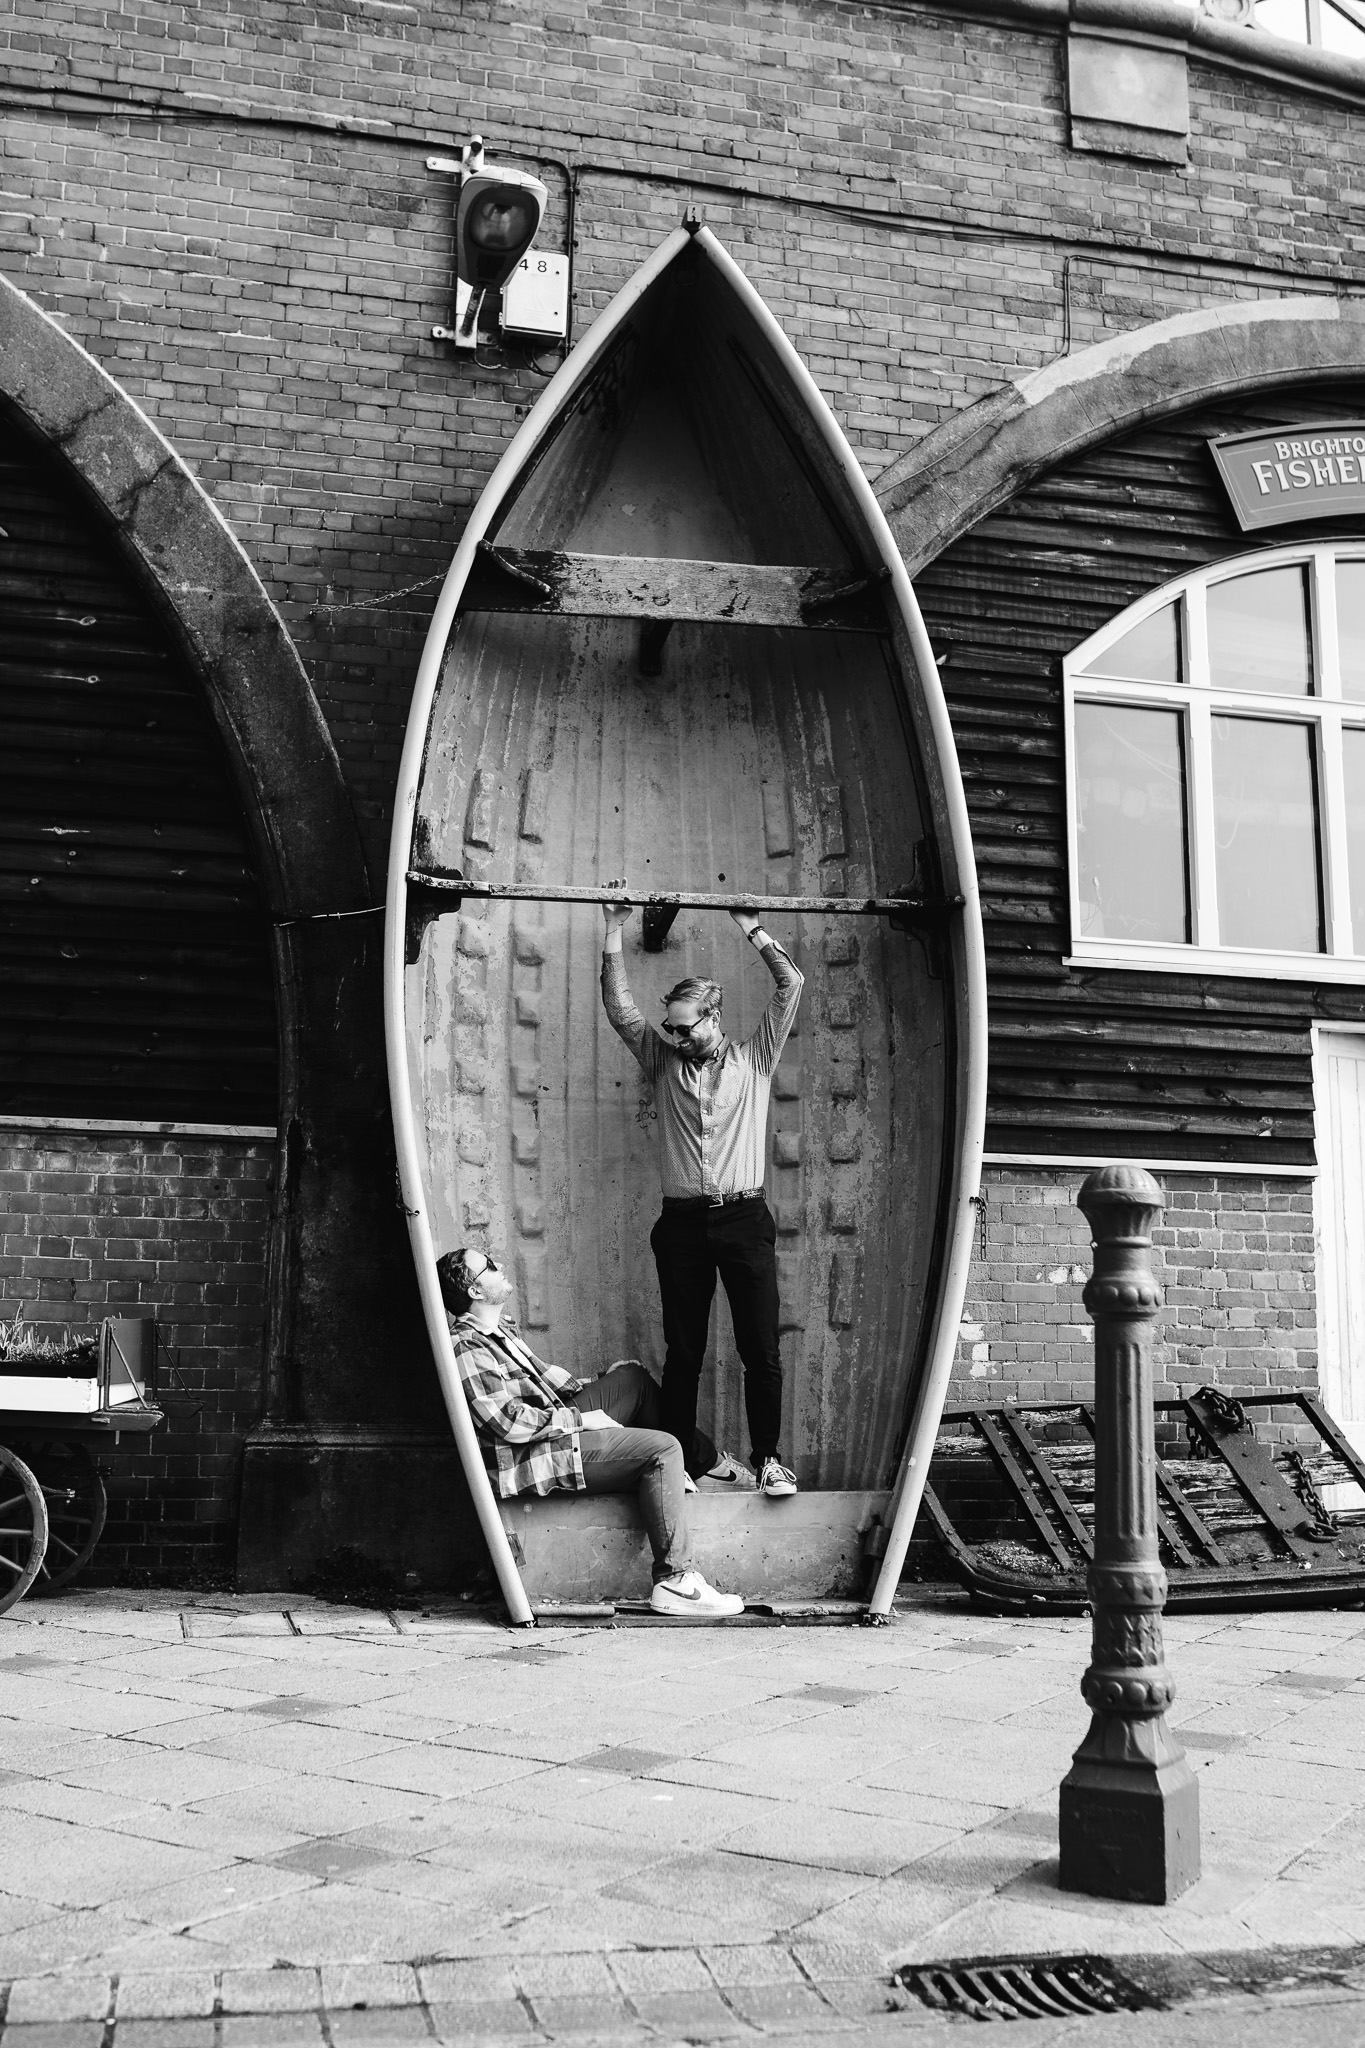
[461, 1253, 500, 1284]
[661, 1010, 716, 1038]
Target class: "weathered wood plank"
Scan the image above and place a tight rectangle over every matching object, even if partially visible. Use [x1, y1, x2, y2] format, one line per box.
[987, 1102, 1316, 1140]
[459, 545, 888, 630]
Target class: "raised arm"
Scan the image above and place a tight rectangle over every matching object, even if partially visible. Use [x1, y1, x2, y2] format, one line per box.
[731, 908, 805, 1077]
[600, 899, 660, 1080]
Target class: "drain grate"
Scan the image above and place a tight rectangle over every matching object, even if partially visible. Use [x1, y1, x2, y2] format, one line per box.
[896, 1954, 1157, 2022]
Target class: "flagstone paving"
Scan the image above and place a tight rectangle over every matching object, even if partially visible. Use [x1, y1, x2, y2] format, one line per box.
[1, 1590, 1365, 2042]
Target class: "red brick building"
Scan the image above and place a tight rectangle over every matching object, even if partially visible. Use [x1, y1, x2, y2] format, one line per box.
[2, 0, 1364, 1584]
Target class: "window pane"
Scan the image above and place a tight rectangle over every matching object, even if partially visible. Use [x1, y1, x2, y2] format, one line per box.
[1074, 703, 1188, 943]
[1081, 602, 1180, 684]
[1254, 0, 1309, 38]
[1207, 564, 1312, 696]
[1212, 716, 1322, 953]
[1340, 561, 1365, 701]
[1322, 0, 1365, 57]
[1344, 730, 1365, 956]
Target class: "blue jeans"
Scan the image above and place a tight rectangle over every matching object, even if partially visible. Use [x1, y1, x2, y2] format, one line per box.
[575, 1362, 716, 1585]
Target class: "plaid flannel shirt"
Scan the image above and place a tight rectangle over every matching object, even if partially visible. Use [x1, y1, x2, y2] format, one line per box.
[448, 1313, 587, 1498]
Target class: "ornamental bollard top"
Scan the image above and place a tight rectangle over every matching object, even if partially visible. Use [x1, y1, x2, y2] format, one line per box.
[1058, 1165, 1201, 1904]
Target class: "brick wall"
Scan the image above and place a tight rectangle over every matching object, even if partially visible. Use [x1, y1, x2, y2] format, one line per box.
[951, 1166, 1318, 1413]
[0, 3, 1357, 1571]
[2, 2, 1361, 875]
[0, 1126, 273, 1581]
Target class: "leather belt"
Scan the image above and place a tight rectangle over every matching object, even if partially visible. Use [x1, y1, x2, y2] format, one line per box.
[662, 1187, 766, 1211]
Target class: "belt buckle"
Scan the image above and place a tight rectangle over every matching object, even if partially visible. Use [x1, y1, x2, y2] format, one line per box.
[706, 1193, 724, 1208]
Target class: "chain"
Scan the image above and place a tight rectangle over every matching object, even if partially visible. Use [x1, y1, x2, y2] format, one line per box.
[1195, 1385, 1248, 1431]
[1284, 1446, 1337, 1541]
[969, 1191, 987, 1262]
[1187, 1384, 1248, 1459]
[309, 570, 446, 617]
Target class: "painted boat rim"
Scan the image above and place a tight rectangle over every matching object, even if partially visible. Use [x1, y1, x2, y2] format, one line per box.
[383, 222, 987, 1623]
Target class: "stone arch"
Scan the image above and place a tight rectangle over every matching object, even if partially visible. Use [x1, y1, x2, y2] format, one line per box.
[0, 271, 368, 916]
[0, 274, 417, 1472]
[877, 295, 1365, 575]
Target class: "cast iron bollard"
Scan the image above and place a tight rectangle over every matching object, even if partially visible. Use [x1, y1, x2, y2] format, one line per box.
[1058, 1164, 1200, 1904]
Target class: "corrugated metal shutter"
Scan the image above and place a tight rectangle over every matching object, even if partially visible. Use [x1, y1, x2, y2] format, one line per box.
[914, 379, 1365, 1168]
[0, 406, 276, 1123]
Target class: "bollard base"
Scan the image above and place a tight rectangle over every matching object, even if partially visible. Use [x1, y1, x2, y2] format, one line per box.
[1059, 1753, 1201, 1905]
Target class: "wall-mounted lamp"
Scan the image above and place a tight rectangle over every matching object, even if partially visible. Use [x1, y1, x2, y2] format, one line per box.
[429, 137, 555, 351]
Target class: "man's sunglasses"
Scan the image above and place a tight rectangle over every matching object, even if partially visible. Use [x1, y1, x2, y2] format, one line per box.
[461, 1253, 500, 1284]
[661, 1011, 715, 1038]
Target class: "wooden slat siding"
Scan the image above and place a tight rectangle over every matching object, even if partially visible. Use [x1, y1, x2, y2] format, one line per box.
[0, 411, 277, 1123]
[914, 379, 1365, 1168]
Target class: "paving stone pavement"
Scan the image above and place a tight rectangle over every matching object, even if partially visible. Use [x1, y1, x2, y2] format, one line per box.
[2, 1589, 1365, 2044]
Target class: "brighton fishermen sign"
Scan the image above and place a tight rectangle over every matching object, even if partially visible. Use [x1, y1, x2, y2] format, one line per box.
[1211, 421, 1365, 532]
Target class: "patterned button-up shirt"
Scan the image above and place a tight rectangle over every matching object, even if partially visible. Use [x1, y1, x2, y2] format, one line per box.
[601, 939, 804, 1198]
[449, 1314, 587, 1498]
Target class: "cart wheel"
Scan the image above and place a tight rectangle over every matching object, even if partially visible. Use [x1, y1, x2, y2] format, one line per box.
[23, 1440, 108, 1595]
[0, 1445, 49, 1616]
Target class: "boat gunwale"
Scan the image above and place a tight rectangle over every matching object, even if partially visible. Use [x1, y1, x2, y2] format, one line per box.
[383, 221, 986, 1624]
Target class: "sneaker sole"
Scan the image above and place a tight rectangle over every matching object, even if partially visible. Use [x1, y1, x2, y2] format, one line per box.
[760, 1484, 797, 1498]
[649, 1600, 745, 1618]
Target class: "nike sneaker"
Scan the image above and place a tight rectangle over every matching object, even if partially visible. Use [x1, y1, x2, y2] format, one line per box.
[758, 1458, 798, 1498]
[649, 1571, 744, 1617]
[698, 1449, 756, 1491]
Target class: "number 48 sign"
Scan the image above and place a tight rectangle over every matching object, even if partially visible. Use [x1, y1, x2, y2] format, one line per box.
[501, 251, 570, 343]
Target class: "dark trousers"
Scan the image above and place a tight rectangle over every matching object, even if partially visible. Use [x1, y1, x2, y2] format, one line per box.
[650, 1195, 783, 1478]
[575, 1362, 716, 1585]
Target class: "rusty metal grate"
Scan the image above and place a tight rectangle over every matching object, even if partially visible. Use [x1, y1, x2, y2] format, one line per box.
[896, 1954, 1157, 2022]
[922, 1388, 1365, 1615]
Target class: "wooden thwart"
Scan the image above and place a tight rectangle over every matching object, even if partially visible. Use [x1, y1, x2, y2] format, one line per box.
[406, 869, 958, 918]
[460, 543, 889, 632]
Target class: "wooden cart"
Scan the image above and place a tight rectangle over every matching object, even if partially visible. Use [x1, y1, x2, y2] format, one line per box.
[0, 1319, 164, 1614]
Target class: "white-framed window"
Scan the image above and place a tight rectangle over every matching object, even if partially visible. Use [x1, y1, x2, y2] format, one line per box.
[1255, 0, 1365, 59]
[1064, 541, 1365, 983]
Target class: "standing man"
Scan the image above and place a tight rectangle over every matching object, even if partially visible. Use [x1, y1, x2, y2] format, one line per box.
[600, 901, 804, 1498]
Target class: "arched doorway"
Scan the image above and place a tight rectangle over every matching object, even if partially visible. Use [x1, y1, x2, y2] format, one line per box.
[0, 401, 277, 1121]
[0, 275, 438, 1588]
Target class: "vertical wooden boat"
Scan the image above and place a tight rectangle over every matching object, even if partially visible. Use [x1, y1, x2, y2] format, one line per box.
[385, 224, 986, 1622]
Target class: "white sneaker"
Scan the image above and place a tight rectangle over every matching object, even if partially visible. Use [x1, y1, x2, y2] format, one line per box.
[650, 1571, 744, 1617]
[758, 1457, 797, 1498]
[698, 1449, 755, 1491]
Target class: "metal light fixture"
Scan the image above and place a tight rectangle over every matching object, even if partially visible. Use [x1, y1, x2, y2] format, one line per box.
[429, 137, 548, 350]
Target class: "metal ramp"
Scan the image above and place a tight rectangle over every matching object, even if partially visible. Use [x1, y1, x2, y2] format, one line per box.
[922, 1388, 1365, 1613]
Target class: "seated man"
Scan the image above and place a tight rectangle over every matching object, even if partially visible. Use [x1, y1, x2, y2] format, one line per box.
[436, 1247, 744, 1618]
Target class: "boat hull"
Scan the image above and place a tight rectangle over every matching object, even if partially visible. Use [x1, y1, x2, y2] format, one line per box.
[385, 226, 986, 1618]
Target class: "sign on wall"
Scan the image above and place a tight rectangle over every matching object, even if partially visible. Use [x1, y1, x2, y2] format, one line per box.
[1211, 422, 1365, 532]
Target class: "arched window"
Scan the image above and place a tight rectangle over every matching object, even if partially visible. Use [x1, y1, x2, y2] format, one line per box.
[1065, 543, 1365, 981]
